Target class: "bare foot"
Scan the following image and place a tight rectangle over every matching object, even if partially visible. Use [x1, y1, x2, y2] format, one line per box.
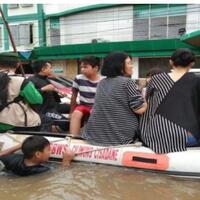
[62, 148, 75, 167]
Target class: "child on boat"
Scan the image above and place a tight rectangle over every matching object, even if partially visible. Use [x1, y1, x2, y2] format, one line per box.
[69, 56, 103, 136]
[0, 135, 74, 176]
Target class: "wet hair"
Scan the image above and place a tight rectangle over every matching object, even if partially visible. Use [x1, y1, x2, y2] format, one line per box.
[170, 48, 195, 67]
[146, 67, 163, 78]
[32, 60, 51, 74]
[101, 51, 130, 77]
[21, 136, 50, 159]
[79, 56, 100, 71]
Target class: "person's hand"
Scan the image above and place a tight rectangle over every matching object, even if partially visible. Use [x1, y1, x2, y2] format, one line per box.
[58, 91, 66, 97]
[62, 148, 75, 167]
[41, 84, 56, 92]
[68, 113, 72, 120]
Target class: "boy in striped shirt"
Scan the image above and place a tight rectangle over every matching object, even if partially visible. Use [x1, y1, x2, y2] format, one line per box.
[69, 56, 102, 136]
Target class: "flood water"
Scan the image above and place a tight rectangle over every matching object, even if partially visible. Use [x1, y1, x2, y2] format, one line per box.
[1, 162, 200, 200]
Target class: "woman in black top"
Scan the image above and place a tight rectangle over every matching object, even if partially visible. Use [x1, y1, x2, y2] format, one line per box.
[140, 48, 200, 154]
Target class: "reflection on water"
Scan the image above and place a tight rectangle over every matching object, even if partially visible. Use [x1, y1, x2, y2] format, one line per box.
[0, 162, 200, 200]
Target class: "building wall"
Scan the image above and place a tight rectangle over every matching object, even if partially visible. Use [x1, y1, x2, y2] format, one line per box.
[1, 4, 200, 79]
[139, 57, 170, 78]
[186, 4, 200, 33]
[43, 3, 98, 15]
[66, 59, 78, 79]
[7, 4, 37, 16]
[60, 5, 133, 45]
[51, 60, 67, 75]
[51, 59, 78, 79]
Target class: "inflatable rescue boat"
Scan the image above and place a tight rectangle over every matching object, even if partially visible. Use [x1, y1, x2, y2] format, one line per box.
[1, 131, 200, 178]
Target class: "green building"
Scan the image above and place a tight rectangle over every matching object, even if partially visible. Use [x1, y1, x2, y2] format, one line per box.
[0, 4, 200, 79]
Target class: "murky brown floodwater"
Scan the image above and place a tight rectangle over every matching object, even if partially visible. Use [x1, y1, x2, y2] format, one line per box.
[0, 162, 200, 200]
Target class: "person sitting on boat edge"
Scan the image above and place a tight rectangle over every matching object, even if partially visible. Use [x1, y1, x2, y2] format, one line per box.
[29, 60, 70, 132]
[0, 135, 74, 176]
[69, 55, 103, 136]
[140, 48, 200, 154]
[82, 51, 147, 145]
[0, 52, 51, 133]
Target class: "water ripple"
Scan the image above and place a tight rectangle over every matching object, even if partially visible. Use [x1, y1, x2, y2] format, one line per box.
[1, 163, 200, 200]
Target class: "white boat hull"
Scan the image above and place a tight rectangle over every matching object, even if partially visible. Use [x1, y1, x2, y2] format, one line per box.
[1, 132, 200, 178]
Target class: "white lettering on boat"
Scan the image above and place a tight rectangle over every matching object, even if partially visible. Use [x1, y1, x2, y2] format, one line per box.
[50, 143, 119, 161]
[72, 145, 119, 161]
[50, 143, 67, 155]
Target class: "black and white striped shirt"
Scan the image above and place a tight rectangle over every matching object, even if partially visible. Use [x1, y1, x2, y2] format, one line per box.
[73, 74, 102, 106]
[82, 76, 144, 145]
[140, 73, 188, 154]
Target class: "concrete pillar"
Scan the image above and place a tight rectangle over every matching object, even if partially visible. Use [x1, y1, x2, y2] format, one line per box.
[132, 56, 139, 79]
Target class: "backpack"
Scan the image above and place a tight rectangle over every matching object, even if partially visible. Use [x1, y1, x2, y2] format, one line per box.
[0, 72, 10, 111]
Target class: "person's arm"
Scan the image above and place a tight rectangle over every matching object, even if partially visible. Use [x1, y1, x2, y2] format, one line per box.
[133, 102, 147, 115]
[61, 148, 75, 167]
[28, 76, 55, 93]
[19, 79, 43, 104]
[0, 144, 21, 157]
[126, 79, 147, 115]
[40, 84, 56, 92]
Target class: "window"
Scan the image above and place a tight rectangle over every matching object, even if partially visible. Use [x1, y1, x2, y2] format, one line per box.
[133, 5, 150, 40]
[10, 24, 33, 46]
[168, 15, 186, 38]
[139, 57, 170, 78]
[19, 24, 33, 45]
[150, 17, 167, 39]
[21, 4, 33, 8]
[133, 18, 149, 40]
[10, 25, 19, 46]
[133, 4, 186, 40]
[61, 6, 133, 45]
[8, 4, 19, 9]
[49, 18, 60, 46]
[50, 28, 60, 45]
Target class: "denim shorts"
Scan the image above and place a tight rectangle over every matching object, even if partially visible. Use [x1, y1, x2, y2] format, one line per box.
[186, 134, 198, 146]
